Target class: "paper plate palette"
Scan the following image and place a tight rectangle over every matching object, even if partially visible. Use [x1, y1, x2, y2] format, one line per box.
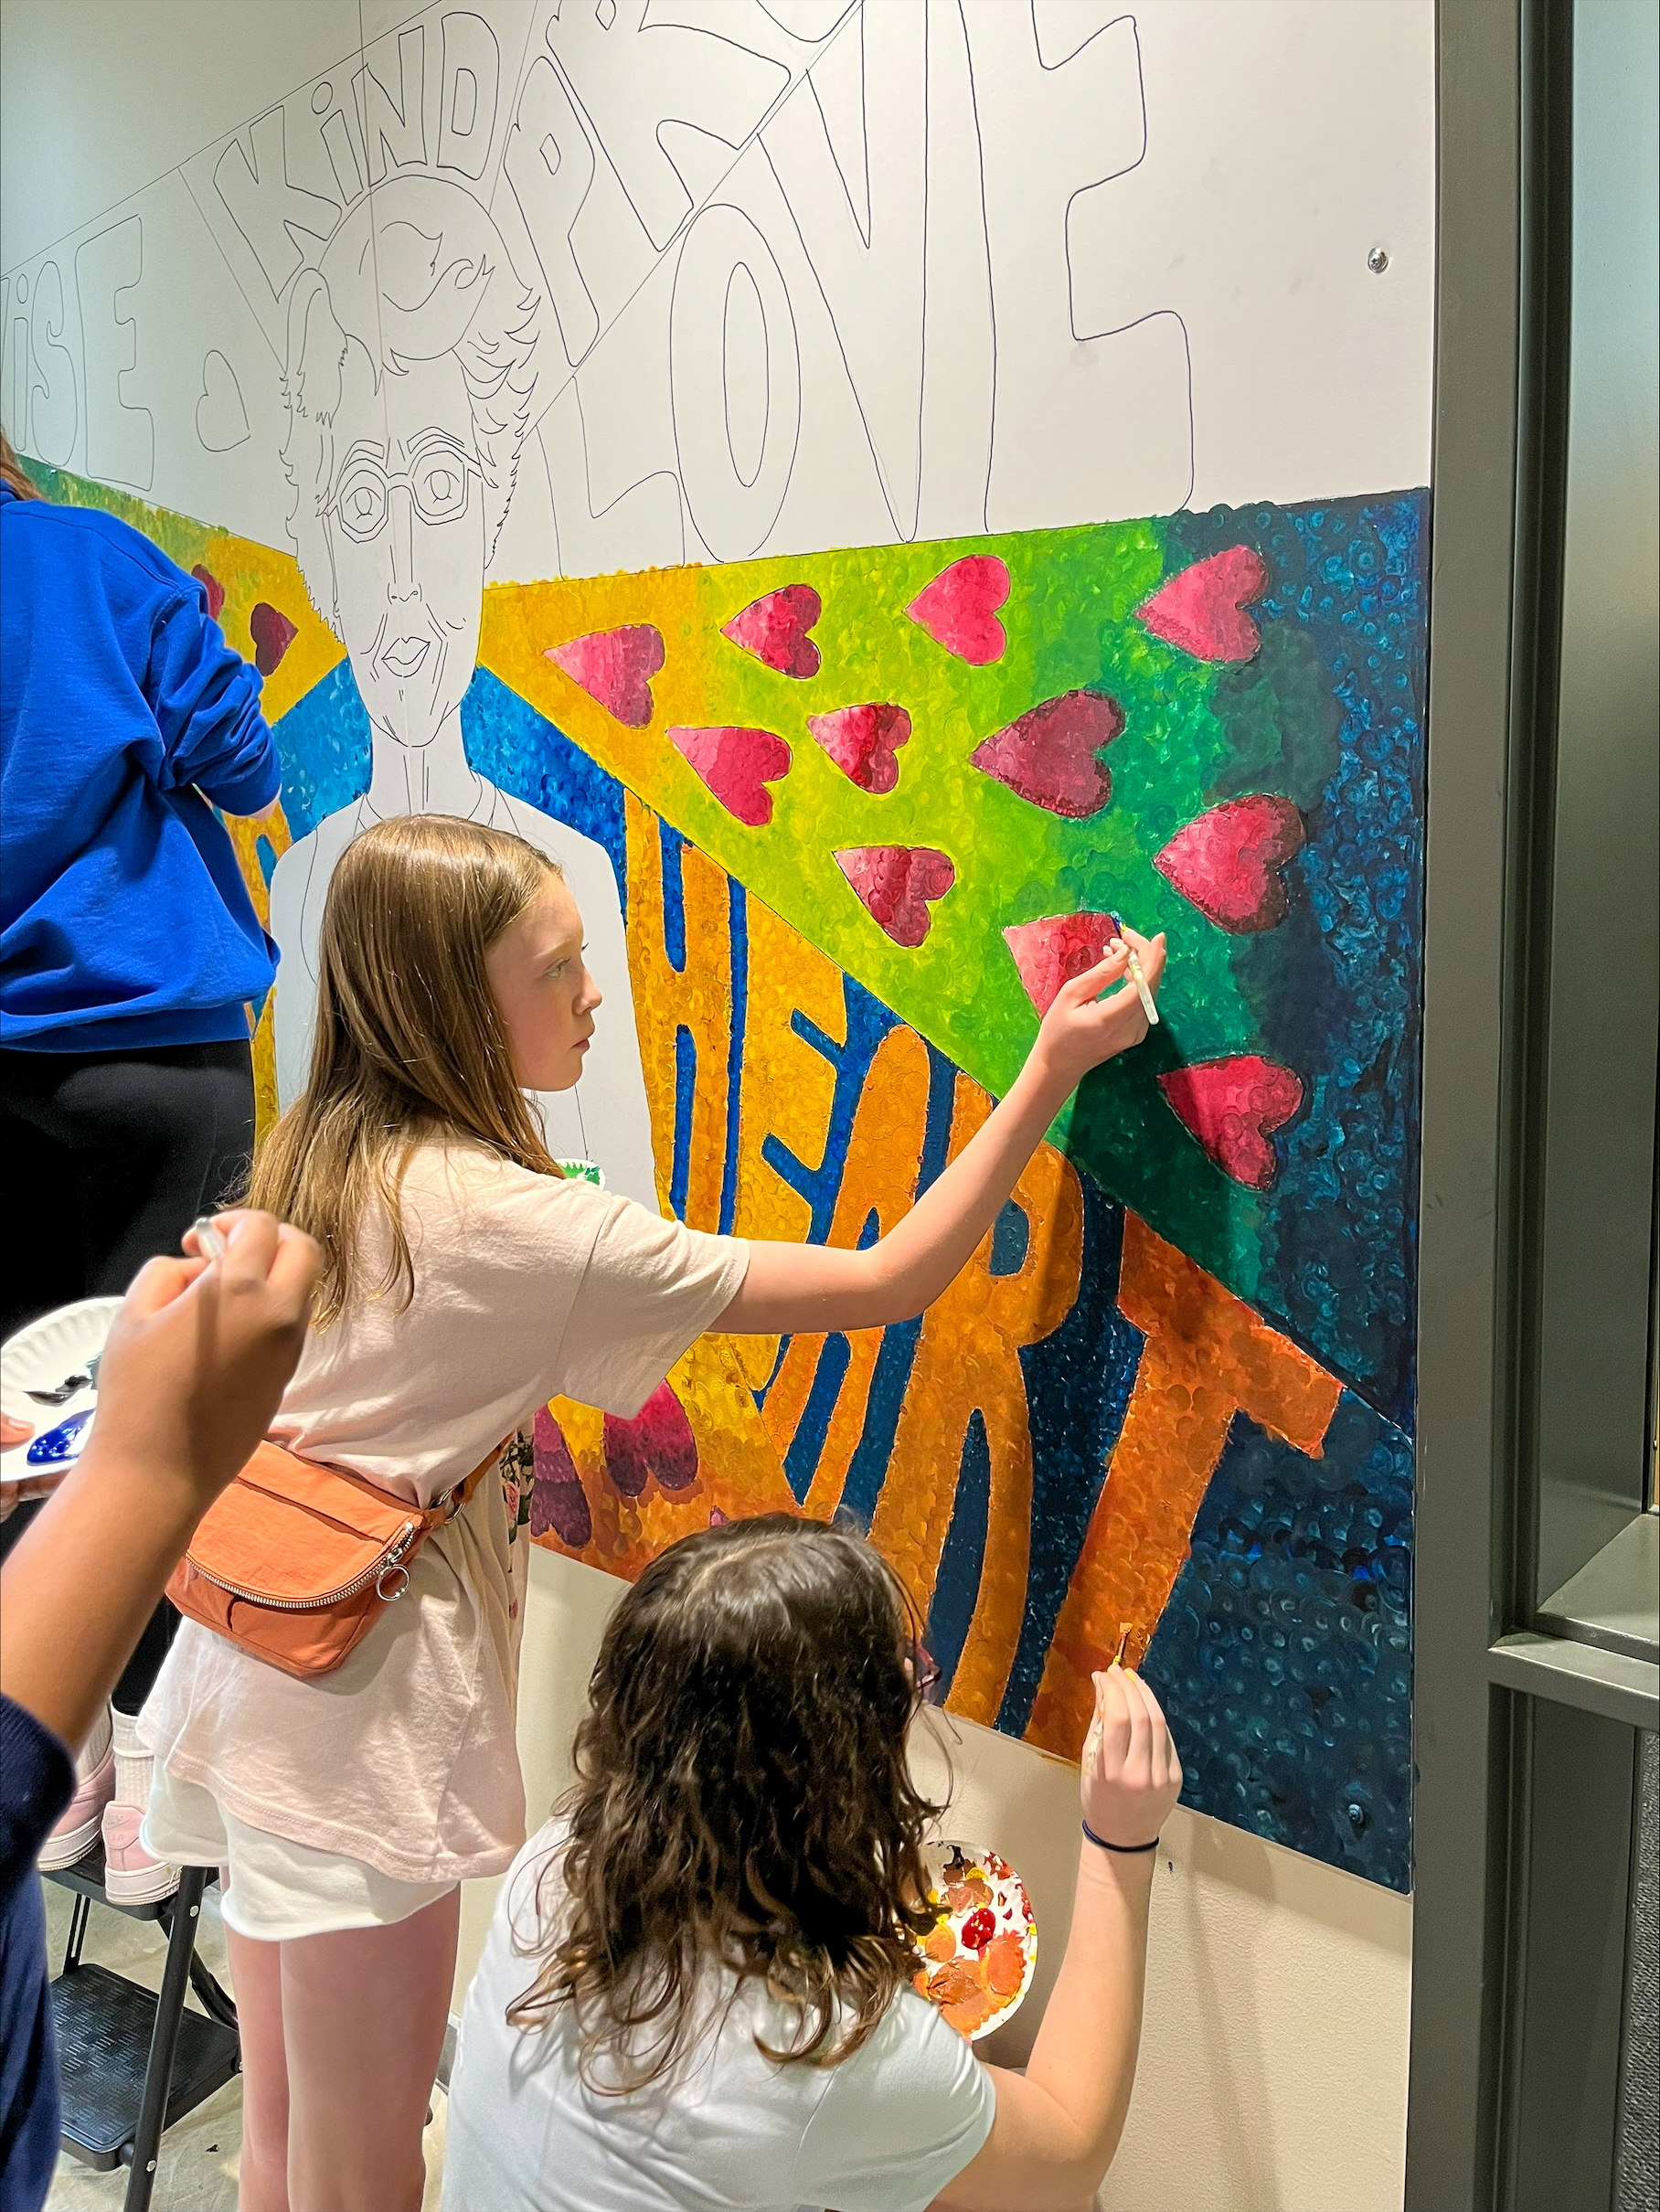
[915, 1838, 1038, 2041]
[1, 1298, 122, 1483]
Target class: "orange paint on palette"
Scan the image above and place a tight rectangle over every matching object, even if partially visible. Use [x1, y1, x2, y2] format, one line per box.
[1026, 1213, 1343, 1760]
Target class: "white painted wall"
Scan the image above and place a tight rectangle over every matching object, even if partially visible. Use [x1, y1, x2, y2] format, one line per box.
[468, 1547, 1410, 2212]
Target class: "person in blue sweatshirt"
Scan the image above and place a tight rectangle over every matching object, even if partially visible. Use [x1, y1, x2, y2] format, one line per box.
[0, 429, 283, 1733]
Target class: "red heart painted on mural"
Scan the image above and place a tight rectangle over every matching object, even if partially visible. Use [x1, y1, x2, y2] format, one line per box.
[1137, 545, 1268, 664]
[971, 689, 1123, 819]
[1002, 912, 1120, 1016]
[191, 563, 226, 622]
[602, 1383, 699, 1497]
[835, 845, 956, 948]
[1158, 1056, 1304, 1191]
[545, 624, 665, 728]
[721, 584, 823, 678]
[1154, 794, 1305, 932]
[669, 724, 793, 826]
[249, 601, 297, 676]
[530, 1406, 591, 1547]
[806, 702, 912, 794]
[906, 554, 1010, 665]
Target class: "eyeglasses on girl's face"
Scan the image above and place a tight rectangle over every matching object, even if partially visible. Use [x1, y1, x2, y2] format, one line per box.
[905, 1642, 943, 1705]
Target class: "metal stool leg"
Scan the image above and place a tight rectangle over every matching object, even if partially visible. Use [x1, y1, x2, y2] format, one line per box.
[122, 1867, 206, 2212]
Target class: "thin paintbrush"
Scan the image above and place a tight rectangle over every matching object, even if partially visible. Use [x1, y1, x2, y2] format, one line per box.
[1107, 913, 1159, 1026]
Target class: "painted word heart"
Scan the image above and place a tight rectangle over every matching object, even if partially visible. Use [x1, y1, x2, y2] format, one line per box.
[1154, 794, 1304, 931]
[721, 584, 822, 678]
[1002, 912, 1119, 1016]
[1158, 1055, 1304, 1191]
[249, 601, 296, 676]
[835, 845, 956, 948]
[971, 689, 1123, 818]
[545, 623, 665, 728]
[1138, 544, 1268, 664]
[530, 1407, 591, 1548]
[906, 554, 1010, 665]
[602, 1382, 698, 1498]
[806, 702, 911, 794]
[670, 725, 793, 826]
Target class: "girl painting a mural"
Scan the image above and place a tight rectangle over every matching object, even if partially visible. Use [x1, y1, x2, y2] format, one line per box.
[135, 812, 1164, 2209]
[443, 1515, 1184, 2212]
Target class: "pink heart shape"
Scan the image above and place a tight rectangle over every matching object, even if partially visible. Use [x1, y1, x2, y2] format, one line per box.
[1154, 794, 1304, 932]
[530, 1406, 591, 1547]
[806, 702, 912, 794]
[971, 689, 1123, 819]
[1002, 912, 1119, 1016]
[602, 1382, 698, 1497]
[1138, 545, 1268, 663]
[906, 555, 1010, 665]
[721, 584, 823, 678]
[1157, 1056, 1304, 1191]
[545, 624, 665, 728]
[835, 845, 956, 948]
[250, 601, 297, 676]
[669, 725, 793, 826]
[191, 563, 226, 622]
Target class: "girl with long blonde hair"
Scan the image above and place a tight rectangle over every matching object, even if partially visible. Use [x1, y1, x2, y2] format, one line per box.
[137, 812, 1165, 2211]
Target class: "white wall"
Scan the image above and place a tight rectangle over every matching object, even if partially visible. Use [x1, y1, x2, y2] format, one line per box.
[469, 1549, 1410, 2212]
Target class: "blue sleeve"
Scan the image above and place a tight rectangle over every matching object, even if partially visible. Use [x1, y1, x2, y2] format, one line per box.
[0, 1698, 71, 1918]
[145, 580, 282, 818]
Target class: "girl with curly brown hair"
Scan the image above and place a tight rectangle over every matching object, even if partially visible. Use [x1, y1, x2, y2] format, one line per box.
[443, 1515, 1183, 2212]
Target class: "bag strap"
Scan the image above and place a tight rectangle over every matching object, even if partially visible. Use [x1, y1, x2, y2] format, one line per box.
[412, 1436, 515, 1534]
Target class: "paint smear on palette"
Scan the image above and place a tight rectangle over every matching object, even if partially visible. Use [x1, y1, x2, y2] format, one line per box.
[835, 845, 956, 947]
[807, 702, 911, 794]
[601, 1382, 699, 1498]
[1138, 545, 1267, 664]
[546, 625, 665, 728]
[971, 690, 1123, 818]
[1003, 912, 1118, 1015]
[531, 1406, 591, 1547]
[1155, 793, 1305, 931]
[250, 601, 297, 676]
[721, 585, 822, 677]
[192, 563, 226, 622]
[1159, 1056, 1304, 1190]
[907, 555, 1010, 665]
[914, 1841, 1038, 2041]
[670, 725, 792, 825]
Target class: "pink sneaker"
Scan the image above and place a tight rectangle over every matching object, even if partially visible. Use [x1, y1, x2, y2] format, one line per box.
[37, 1707, 114, 1870]
[101, 1707, 178, 1904]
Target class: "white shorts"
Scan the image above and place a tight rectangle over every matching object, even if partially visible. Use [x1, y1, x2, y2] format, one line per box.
[142, 1764, 457, 1943]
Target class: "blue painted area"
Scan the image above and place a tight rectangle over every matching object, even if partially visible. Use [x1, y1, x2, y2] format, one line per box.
[255, 835, 279, 890]
[928, 1411, 992, 1694]
[997, 1179, 1144, 1736]
[670, 1026, 697, 1222]
[785, 1335, 853, 1504]
[1141, 1392, 1414, 1891]
[659, 821, 688, 973]
[1167, 493, 1428, 1431]
[989, 1199, 1030, 1277]
[270, 660, 371, 843]
[759, 979, 899, 1243]
[720, 879, 748, 1237]
[460, 666, 629, 909]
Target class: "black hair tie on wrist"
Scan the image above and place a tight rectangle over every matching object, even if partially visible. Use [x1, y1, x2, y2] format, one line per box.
[1082, 1818, 1160, 1855]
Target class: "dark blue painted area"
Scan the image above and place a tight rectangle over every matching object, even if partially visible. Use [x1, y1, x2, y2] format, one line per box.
[720, 879, 748, 1237]
[989, 1199, 1030, 1278]
[928, 1411, 992, 1694]
[670, 1026, 697, 1222]
[785, 1334, 853, 1503]
[270, 660, 371, 843]
[255, 835, 279, 890]
[1141, 1392, 1414, 1891]
[997, 1179, 1145, 1737]
[460, 667, 629, 909]
[660, 821, 688, 973]
[759, 980, 899, 1243]
[1167, 493, 1428, 1432]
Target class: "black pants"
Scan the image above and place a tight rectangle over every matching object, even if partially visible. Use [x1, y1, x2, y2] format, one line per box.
[0, 1039, 256, 1711]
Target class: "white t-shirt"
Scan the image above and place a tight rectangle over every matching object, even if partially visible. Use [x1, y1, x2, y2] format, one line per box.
[139, 1143, 749, 1885]
[443, 1821, 997, 2212]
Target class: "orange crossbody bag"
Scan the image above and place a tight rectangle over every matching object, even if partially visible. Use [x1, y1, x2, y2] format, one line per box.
[165, 1437, 506, 1682]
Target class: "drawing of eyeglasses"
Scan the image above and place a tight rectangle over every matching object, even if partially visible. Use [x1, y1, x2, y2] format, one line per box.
[325, 435, 484, 543]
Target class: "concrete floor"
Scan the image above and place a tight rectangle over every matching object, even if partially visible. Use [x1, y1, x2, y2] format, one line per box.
[39, 1877, 447, 2210]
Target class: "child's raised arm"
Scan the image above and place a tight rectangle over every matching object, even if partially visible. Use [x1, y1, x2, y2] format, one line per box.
[719, 927, 1165, 1336]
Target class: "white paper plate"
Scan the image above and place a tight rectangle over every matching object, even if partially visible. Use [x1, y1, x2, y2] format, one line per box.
[915, 1837, 1039, 2042]
[0, 1298, 122, 1476]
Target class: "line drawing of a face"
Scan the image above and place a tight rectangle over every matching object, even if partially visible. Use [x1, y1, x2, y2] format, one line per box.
[268, 174, 660, 1207]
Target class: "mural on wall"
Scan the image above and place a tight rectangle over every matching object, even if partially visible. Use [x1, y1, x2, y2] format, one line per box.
[5, 0, 1433, 1889]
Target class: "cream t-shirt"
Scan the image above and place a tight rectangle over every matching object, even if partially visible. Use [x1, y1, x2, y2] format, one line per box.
[442, 1821, 998, 2212]
[139, 1143, 749, 1886]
